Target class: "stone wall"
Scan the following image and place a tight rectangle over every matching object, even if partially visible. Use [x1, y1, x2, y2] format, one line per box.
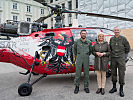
[121, 28, 133, 50]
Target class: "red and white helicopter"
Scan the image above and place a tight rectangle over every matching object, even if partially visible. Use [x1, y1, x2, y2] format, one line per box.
[0, 0, 132, 96]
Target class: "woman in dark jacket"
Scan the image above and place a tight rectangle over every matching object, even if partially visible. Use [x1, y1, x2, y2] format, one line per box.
[92, 32, 110, 95]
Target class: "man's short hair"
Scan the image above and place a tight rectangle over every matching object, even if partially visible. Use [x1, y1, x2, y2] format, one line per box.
[114, 26, 120, 30]
[80, 30, 87, 34]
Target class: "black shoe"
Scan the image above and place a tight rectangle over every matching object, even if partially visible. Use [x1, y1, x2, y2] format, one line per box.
[109, 88, 117, 93]
[74, 86, 79, 94]
[109, 83, 117, 93]
[101, 88, 105, 95]
[120, 90, 124, 97]
[84, 88, 90, 93]
[120, 85, 124, 97]
[96, 88, 101, 94]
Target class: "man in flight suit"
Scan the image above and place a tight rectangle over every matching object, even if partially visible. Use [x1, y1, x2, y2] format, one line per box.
[109, 27, 130, 97]
[74, 30, 92, 94]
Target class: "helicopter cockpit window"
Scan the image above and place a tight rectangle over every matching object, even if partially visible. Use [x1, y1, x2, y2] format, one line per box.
[101, 29, 114, 43]
[72, 29, 100, 42]
[45, 32, 55, 36]
[101, 29, 113, 35]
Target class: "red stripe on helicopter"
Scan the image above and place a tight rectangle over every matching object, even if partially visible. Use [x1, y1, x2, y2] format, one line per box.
[57, 46, 66, 56]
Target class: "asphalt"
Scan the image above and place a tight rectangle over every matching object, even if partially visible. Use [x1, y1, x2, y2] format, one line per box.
[0, 51, 133, 100]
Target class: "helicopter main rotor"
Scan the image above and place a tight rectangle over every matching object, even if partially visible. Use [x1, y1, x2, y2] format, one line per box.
[34, 0, 133, 28]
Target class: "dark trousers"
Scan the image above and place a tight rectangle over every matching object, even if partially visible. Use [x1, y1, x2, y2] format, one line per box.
[74, 55, 90, 88]
[111, 57, 126, 85]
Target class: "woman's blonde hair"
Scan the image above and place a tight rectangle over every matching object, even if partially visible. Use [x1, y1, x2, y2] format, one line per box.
[97, 32, 105, 42]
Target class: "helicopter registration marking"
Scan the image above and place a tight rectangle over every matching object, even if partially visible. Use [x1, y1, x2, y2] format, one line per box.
[0, 41, 17, 48]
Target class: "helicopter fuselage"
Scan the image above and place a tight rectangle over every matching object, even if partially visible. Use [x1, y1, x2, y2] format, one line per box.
[0, 27, 113, 75]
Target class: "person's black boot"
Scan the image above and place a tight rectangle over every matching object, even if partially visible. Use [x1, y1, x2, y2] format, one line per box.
[84, 88, 90, 93]
[109, 83, 117, 93]
[119, 85, 124, 97]
[74, 86, 79, 94]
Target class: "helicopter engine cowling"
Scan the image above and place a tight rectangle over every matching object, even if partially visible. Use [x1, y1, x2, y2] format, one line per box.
[0, 22, 18, 34]
[0, 21, 32, 36]
[0, 20, 48, 37]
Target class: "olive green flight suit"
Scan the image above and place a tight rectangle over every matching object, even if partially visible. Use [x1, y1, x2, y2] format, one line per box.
[74, 39, 92, 88]
[110, 35, 130, 85]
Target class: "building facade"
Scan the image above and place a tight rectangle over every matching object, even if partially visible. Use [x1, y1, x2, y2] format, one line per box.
[78, 0, 133, 29]
[0, 0, 47, 24]
[0, 0, 78, 28]
[1, 0, 132, 30]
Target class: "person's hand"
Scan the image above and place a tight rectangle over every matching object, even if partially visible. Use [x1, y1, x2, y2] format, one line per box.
[96, 52, 100, 56]
[96, 52, 104, 57]
[99, 53, 104, 57]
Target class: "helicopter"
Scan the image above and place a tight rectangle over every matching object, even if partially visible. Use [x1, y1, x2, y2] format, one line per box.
[0, 0, 132, 96]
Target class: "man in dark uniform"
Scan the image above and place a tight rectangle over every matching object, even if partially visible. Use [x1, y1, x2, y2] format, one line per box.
[73, 30, 92, 94]
[109, 27, 130, 97]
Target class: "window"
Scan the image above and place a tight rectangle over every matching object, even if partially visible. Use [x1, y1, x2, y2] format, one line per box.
[62, 15, 65, 27]
[27, 18, 31, 22]
[68, 1, 72, 10]
[76, 0, 78, 8]
[76, 13, 78, 19]
[13, 2, 17, 10]
[13, 16, 18, 21]
[50, 0, 53, 3]
[68, 14, 72, 26]
[62, 3, 65, 10]
[27, 5, 31, 12]
[41, 8, 44, 14]
[72, 29, 98, 41]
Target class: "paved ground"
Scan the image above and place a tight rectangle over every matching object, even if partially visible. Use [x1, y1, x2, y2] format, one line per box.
[0, 51, 133, 100]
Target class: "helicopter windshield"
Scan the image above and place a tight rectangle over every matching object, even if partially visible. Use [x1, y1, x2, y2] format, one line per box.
[72, 29, 101, 42]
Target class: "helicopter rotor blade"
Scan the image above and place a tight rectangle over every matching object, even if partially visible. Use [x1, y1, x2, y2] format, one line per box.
[33, 0, 133, 22]
[63, 10, 133, 22]
[34, 0, 56, 23]
[33, 0, 46, 4]
[35, 12, 54, 23]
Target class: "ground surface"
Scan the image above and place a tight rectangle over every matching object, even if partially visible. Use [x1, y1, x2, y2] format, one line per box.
[0, 51, 133, 100]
